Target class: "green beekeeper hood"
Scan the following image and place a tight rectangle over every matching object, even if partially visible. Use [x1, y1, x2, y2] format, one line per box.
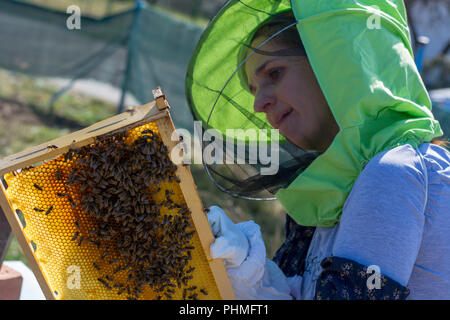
[185, 0, 443, 227]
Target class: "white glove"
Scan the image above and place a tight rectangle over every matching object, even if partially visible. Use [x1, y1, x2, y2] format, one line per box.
[207, 206, 249, 268]
[207, 206, 300, 300]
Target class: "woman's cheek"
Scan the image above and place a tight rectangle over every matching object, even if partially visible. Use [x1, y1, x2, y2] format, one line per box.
[280, 112, 304, 148]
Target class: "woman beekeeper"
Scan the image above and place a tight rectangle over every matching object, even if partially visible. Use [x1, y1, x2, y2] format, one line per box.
[185, 0, 449, 299]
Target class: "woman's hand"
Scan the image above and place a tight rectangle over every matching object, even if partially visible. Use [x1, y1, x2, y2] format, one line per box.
[206, 206, 297, 300]
[207, 206, 249, 268]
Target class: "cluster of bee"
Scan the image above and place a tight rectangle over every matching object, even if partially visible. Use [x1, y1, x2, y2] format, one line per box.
[59, 128, 207, 300]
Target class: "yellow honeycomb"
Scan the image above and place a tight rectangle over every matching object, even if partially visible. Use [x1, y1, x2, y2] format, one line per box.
[4, 122, 221, 300]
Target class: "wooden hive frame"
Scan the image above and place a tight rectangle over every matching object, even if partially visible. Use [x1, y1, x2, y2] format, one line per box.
[0, 90, 235, 300]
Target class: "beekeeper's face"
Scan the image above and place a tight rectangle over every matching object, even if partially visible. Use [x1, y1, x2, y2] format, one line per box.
[245, 37, 339, 152]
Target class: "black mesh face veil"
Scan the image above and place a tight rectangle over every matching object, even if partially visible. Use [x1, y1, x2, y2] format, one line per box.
[197, 16, 322, 201]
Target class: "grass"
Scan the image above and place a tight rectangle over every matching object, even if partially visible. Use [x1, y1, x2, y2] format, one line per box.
[4, 235, 28, 265]
[0, 70, 117, 128]
[0, 120, 70, 158]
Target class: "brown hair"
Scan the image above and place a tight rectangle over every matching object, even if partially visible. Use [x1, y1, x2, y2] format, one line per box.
[249, 11, 306, 57]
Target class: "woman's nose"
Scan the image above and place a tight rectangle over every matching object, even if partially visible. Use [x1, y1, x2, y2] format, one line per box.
[253, 90, 275, 113]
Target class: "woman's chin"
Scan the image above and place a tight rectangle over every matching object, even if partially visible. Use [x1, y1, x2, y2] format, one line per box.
[279, 132, 305, 150]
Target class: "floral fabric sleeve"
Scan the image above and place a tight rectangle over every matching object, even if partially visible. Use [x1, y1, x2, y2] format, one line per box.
[273, 214, 315, 277]
[315, 256, 410, 300]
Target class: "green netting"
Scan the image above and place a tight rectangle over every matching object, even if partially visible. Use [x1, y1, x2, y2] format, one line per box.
[0, 0, 204, 130]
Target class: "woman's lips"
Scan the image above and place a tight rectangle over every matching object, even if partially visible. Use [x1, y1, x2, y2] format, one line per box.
[275, 109, 293, 129]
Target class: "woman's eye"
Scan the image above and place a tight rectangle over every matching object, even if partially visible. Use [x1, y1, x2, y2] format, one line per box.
[268, 68, 282, 80]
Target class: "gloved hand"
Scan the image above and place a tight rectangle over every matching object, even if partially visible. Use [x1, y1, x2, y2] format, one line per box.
[207, 206, 249, 268]
[207, 206, 300, 299]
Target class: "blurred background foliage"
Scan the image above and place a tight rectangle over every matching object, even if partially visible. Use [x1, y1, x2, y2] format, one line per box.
[1, 0, 449, 267]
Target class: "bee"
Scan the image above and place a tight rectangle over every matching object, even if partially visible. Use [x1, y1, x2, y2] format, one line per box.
[178, 208, 190, 216]
[154, 285, 166, 293]
[78, 235, 84, 246]
[186, 266, 195, 274]
[98, 278, 111, 290]
[117, 287, 126, 295]
[105, 275, 113, 282]
[164, 292, 172, 299]
[93, 262, 100, 270]
[47, 145, 58, 150]
[200, 288, 208, 296]
[186, 231, 195, 238]
[187, 286, 197, 291]
[141, 129, 154, 135]
[74, 221, 80, 229]
[165, 189, 175, 196]
[63, 152, 72, 162]
[188, 293, 198, 300]
[33, 208, 44, 212]
[56, 192, 66, 197]
[45, 206, 53, 215]
[182, 288, 187, 300]
[33, 183, 43, 191]
[68, 196, 77, 208]
[125, 106, 137, 116]
[55, 169, 62, 181]
[71, 231, 79, 241]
